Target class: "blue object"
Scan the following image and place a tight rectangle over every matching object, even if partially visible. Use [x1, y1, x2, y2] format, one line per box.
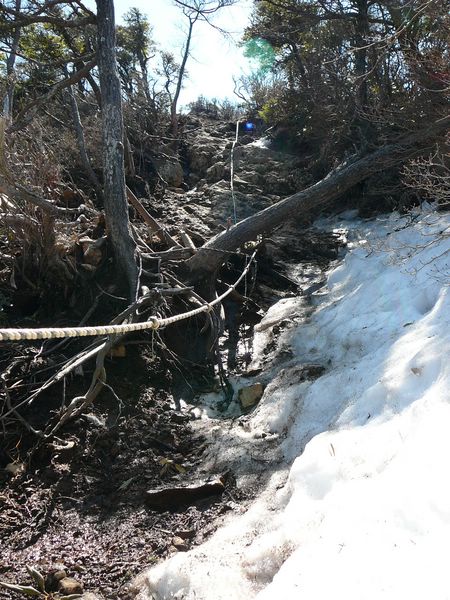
[245, 122, 255, 131]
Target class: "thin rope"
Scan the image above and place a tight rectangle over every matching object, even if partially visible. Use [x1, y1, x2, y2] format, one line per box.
[230, 119, 239, 224]
[0, 252, 257, 342]
[244, 253, 253, 358]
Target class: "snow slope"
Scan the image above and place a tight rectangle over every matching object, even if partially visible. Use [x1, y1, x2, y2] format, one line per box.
[134, 206, 450, 600]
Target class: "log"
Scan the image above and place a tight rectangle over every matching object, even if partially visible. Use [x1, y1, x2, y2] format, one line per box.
[146, 478, 225, 510]
[188, 115, 450, 274]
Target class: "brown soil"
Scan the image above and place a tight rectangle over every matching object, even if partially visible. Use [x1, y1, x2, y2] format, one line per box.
[0, 223, 343, 600]
[0, 344, 247, 599]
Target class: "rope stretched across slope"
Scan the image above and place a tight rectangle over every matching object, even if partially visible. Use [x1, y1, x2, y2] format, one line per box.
[0, 252, 256, 342]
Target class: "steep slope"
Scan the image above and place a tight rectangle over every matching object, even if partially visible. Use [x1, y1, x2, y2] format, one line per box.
[153, 115, 306, 242]
[132, 205, 450, 599]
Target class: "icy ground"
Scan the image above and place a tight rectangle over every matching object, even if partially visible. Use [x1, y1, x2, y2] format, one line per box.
[134, 205, 450, 600]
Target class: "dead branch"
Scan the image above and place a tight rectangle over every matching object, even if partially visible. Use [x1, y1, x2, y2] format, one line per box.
[0, 116, 94, 217]
[7, 59, 97, 134]
[1, 3, 95, 29]
[126, 186, 181, 247]
[0, 177, 83, 216]
[142, 248, 194, 262]
[45, 337, 110, 437]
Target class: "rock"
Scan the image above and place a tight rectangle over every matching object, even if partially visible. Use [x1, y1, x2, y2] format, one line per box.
[58, 577, 84, 595]
[5, 462, 26, 476]
[156, 159, 184, 187]
[79, 236, 106, 267]
[45, 565, 69, 591]
[82, 593, 104, 600]
[171, 536, 189, 551]
[205, 161, 226, 182]
[146, 478, 225, 510]
[238, 383, 264, 409]
[170, 412, 188, 424]
[303, 364, 326, 378]
[174, 528, 195, 540]
[187, 140, 221, 174]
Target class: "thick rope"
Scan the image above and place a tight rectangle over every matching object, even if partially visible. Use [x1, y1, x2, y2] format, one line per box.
[0, 252, 256, 342]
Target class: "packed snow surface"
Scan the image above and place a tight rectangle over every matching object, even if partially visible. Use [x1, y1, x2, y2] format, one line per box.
[136, 206, 450, 599]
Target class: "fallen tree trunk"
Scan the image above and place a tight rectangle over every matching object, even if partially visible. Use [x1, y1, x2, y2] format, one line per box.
[188, 115, 450, 275]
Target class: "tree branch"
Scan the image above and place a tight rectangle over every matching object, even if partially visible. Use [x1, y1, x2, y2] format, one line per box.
[7, 58, 97, 133]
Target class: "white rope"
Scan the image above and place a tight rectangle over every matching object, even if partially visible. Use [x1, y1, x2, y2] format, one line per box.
[0, 252, 257, 342]
[230, 119, 239, 224]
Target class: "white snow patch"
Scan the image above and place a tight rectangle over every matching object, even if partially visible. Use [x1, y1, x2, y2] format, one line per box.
[248, 137, 271, 149]
[134, 206, 450, 600]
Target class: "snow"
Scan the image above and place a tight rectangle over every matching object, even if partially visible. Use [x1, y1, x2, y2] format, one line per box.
[248, 137, 271, 149]
[135, 205, 450, 600]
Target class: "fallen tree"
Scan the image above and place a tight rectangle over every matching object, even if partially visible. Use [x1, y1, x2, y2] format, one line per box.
[187, 114, 450, 277]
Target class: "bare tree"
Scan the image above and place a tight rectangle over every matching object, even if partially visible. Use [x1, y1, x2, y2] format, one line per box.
[403, 141, 450, 208]
[170, 0, 236, 138]
[66, 82, 102, 198]
[96, 0, 138, 300]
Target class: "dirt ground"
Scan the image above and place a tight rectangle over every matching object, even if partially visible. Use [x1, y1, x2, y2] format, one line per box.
[0, 341, 250, 599]
[0, 225, 343, 600]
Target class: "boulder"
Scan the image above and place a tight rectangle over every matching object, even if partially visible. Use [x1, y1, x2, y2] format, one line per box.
[238, 383, 264, 409]
[205, 161, 226, 182]
[156, 159, 184, 188]
[58, 577, 84, 595]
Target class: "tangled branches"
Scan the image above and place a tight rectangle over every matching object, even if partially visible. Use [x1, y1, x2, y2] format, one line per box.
[403, 140, 450, 209]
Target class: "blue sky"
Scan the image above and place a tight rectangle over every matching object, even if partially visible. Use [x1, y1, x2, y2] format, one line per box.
[109, 0, 253, 106]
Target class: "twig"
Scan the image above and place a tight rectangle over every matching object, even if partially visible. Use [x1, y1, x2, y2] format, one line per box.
[2, 375, 43, 437]
[126, 186, 181, 247]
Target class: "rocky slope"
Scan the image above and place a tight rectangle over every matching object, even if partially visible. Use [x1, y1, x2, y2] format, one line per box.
[152, 113, 308, 244]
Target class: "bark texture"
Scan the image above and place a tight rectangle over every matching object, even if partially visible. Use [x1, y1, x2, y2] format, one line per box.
[96, 0, 138, 300]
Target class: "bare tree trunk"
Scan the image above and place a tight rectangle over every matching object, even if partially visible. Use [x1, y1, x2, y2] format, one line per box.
[171, 14, 197, 139]
[169, 1, 236, 138]
[96, 0, 138, 300]
[87, 72, 103, 108]
[138, 53, 153, 107]
[123, 131, 136, 177]
[188, 115, 450, 276]
[67, 83, 102, 197]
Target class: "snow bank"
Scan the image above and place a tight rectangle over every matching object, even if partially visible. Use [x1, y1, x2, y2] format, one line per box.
[135, 206, 450, 600]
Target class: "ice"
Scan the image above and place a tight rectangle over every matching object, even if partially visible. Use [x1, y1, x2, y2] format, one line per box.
[134, 206, 450, 600]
